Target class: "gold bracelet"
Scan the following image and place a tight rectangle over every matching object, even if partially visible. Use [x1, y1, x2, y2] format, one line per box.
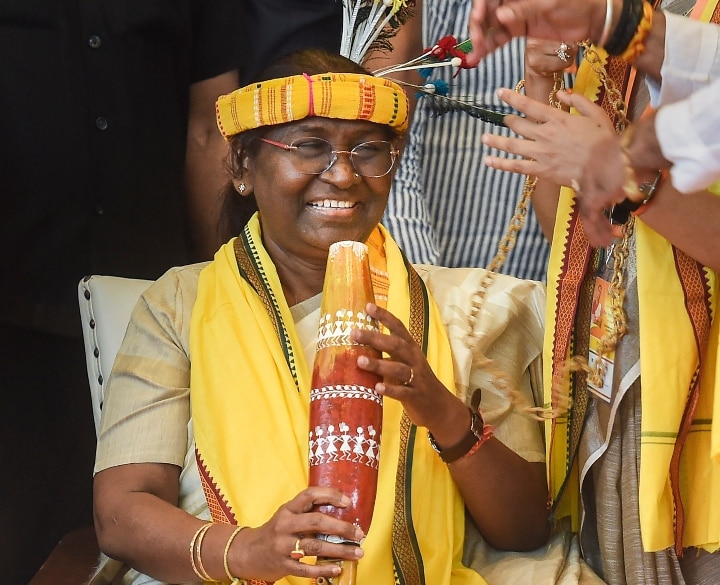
[190, 523, 213, 582]
[619, 125, 641, 202]
[598, 0, 614, 47]
[194, 522, 215, 582]
[223, 525, 248, 582]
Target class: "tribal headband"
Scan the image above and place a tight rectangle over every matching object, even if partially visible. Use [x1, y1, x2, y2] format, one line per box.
[216, 72, 409, 139]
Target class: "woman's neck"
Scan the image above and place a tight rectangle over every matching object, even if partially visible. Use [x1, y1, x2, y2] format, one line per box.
[274, 254, 327, 306]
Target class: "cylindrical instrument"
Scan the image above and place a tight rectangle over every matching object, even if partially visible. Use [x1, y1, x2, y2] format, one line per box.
[308, 241, 383, 585]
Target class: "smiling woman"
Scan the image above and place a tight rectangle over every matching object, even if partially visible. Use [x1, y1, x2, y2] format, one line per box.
[91, 48, 552, 585]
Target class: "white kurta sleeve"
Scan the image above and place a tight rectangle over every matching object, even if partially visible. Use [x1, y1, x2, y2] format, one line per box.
[655, 78, 720, 193]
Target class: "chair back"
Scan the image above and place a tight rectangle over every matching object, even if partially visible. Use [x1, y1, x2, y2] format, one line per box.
[78, 275, 153, 434]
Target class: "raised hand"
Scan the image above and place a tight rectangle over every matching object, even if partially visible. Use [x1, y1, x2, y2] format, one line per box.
[467, 0, 615, 63]
[482, 88, 625, 246]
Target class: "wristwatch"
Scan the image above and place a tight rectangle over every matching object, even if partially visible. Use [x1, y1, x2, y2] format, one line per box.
[609, 171, 663, 224]
[428, 407, 484, 464]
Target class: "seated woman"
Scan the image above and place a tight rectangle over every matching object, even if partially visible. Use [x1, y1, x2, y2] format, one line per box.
[92, 48, 550, 585]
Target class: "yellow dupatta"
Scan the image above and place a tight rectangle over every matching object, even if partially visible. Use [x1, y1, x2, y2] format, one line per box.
[190, 215, 484, 584]
[545, 24, 720, 552]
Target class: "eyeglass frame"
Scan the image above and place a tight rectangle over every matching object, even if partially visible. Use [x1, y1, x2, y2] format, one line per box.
[259, 136, 400, 178]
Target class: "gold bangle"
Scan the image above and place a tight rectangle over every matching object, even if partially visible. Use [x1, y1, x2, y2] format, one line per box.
[598, 0, 614, 47]
[619, 126, 641, 202]
[194, 522, 214, 582]
[223, 525, 248, 582]
[190, 523, 213, 582]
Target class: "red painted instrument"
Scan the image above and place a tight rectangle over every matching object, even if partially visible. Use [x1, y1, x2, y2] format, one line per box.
[308, 241, 383, 585]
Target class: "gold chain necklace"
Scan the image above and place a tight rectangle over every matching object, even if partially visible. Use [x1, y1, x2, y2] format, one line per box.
[470, 48, 636, 419]
[574, 43, 633, 390]
[465, 73, 563, 421]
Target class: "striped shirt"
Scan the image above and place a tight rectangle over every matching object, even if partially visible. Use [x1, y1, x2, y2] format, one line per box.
[383, 0, 550, 281]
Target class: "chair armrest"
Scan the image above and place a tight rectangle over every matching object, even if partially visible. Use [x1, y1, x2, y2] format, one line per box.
[28, 525, 99, 585]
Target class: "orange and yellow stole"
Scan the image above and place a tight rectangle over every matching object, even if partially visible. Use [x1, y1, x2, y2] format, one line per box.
[189, 216, 485, 585]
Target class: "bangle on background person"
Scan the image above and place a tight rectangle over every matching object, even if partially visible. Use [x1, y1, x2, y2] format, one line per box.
[223, 525, 248, 582]
[608, 126, 641, 224]
[190, 522, 214, 582]
[605, 0, 645, 55]
[428, 407, 494, 463]
[598, 0, 615, 48]
[619, 126, 640, 201]
[619, 1, 653, 61]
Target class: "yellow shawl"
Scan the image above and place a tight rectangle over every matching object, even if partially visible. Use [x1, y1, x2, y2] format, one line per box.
[545, 38, 720, 552]
[190, 216, 483, 584]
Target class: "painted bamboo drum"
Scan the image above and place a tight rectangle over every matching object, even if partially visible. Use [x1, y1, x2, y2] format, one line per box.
[308, 241, 383, 544]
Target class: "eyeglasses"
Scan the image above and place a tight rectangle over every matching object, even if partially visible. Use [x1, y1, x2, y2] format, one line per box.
[259, 137, 399, 178]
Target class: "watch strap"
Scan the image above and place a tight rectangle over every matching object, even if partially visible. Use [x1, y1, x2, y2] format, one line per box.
[428, 407, 484, 463]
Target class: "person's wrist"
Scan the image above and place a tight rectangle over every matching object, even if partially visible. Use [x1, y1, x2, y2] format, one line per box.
[426, 400, 472, 453]
[428, 406, 492, 463]
[227, 526, 253, 584]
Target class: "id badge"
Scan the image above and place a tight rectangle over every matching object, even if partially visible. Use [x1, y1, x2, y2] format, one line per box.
[587, 249, 617, 402]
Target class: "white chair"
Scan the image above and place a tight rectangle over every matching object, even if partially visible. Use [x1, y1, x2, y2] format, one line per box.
[78, 275, 153, 434]
[30, 276, 152, 585]
[76, 275, 152, 584]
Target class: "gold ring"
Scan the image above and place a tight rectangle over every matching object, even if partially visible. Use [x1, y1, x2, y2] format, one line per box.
[290, 538, 305, 560]
[404, 368, 414, 386]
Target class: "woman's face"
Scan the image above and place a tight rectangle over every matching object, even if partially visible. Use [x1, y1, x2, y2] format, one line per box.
[244, 117, 396, 265]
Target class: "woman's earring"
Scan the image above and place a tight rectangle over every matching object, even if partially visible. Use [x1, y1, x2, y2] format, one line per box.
[239, 182, 246, 194]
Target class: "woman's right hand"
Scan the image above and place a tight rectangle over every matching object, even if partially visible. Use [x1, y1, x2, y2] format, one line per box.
[228, 486, 365, 582]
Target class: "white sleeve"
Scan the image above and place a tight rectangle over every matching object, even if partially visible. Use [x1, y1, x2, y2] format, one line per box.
[656, 78, 720, 193]
[647, 12, 720, 106]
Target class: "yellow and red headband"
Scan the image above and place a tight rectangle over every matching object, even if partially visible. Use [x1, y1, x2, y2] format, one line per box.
[216, 72, 409, 139]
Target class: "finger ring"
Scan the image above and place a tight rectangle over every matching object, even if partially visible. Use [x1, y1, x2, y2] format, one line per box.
[404, 368, 414, 386]
[290, 538, 305, 560]
[556, 41, 570, 62]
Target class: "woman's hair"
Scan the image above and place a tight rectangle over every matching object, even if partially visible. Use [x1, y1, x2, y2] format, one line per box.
[217, 48, 399, 242]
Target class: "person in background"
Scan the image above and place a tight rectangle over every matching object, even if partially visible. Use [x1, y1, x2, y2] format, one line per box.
[478, 0, 720, 581]
[0, 4, 241, 583]
[190, 0, 345, 258]
[380, 0, 553, 281]
[469, 0, 720, 245]
[0, 2, 345, 583]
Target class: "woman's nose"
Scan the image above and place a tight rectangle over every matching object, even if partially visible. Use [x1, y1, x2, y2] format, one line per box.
[321, 152, 361, 186]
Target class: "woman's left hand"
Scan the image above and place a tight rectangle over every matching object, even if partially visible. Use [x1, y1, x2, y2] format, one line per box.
[351, 302, 459, 431]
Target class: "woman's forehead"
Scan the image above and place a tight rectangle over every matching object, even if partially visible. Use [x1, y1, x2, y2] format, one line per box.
[270, 118, 391, 141]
